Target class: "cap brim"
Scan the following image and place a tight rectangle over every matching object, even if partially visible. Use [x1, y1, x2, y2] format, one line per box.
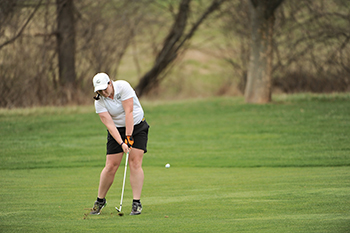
[94, 83, 108, 92]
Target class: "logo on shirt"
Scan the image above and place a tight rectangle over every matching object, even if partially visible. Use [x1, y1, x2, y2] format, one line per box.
[116, 93, 121, 100]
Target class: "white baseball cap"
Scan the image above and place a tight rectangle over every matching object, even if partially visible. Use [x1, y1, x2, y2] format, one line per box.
[93, 73, 110, 92]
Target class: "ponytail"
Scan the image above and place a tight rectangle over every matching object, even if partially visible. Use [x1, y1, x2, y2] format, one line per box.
[93, 93, 101, 100]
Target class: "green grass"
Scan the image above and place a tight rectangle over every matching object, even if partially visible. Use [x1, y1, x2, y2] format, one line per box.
[0, 93, 349, 232]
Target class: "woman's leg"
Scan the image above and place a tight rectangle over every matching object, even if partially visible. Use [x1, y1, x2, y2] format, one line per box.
[98, 153, 123, 198]
[128, 148, 144, 199]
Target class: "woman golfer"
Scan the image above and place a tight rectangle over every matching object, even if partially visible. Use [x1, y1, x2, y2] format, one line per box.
[90, 72, 149, 215]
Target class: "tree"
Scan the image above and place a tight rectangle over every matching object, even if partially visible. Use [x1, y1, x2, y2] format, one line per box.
[135, 0, 226, 97]
[220, 0, 350, 98]
[244, 0, 284, 103]
[0, 0, 42, 50]
[56, 0, 76, 90]
[272, 0, 350, 93]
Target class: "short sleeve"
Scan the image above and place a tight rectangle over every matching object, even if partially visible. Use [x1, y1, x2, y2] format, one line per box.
[119, 80, 136, 101]
[95, 99, 108, 114]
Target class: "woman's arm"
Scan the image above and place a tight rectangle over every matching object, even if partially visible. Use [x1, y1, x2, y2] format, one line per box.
[98, 111, 123, 146]
[122, 97, 134, 136]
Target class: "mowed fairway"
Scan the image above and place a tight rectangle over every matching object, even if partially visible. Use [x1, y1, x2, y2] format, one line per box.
[0, 94, 349, 232]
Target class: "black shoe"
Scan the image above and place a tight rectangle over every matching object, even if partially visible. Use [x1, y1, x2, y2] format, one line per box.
[130, 201, 142, 215]
[90, 199, 107, 215]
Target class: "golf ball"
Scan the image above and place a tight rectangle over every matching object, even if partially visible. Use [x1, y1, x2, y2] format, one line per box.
[165, 163, 170, 168]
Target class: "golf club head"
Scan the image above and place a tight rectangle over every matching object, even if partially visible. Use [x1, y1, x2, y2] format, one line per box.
[115, 206, 121, 212]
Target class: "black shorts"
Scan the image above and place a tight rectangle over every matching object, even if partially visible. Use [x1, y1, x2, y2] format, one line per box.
[106, 120, 149, 154]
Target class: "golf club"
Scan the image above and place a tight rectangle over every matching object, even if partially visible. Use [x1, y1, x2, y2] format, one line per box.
[115, 151, 129, 215]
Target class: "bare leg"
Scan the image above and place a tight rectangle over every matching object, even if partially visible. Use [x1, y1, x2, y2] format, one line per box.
[128, 148, 144, 200]
[98, 153, 123, 199]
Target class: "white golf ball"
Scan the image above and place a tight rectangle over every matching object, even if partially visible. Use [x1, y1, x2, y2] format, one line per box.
[165, 163, 170, 168]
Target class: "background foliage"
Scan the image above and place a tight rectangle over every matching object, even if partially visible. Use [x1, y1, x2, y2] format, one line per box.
[0, 0, 349, 107]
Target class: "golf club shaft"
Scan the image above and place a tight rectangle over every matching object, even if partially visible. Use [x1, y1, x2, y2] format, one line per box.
[118, 151, 129, 212]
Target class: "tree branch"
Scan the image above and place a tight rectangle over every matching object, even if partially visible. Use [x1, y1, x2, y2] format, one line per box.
[0, 0, 42, 50]
[135, 0, 226, 97]
[175, 0, 226, 53]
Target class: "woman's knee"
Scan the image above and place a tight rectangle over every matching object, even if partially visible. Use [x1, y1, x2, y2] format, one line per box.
[129, 151, 144, 170]
[105, 154, 122, 172]
[129, 159, 142, 170]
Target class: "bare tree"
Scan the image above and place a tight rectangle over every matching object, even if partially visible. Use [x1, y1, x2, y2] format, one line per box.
[218, 1, 251, 94]
[272, 0, 350, 93]
[1, 0, 349, 108]
[75, 0, 152, 80]
[0, 0, 42, 50]
[220, 0, 350, 97]
[135, 0, 226, 97]
[56, 0, 76, 91]
[244, 0, 284, 103]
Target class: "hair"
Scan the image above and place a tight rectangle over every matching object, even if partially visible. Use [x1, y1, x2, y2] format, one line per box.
[93, 93, 100, 100]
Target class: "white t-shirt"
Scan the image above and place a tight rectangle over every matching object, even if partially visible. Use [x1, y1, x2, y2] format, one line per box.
[95, 80, 144, 127]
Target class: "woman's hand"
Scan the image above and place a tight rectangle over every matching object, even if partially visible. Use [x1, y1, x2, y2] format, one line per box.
[125, 136, 134, 147]
[121, 135, 134, 153]
[121, 142, 130, 153]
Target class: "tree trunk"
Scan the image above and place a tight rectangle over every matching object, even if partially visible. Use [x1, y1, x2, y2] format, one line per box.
[135, 0, 225, 97]
[244, 0, 284, 103]
[56, 0, 76, 87]
[134, 0, 190, 97]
